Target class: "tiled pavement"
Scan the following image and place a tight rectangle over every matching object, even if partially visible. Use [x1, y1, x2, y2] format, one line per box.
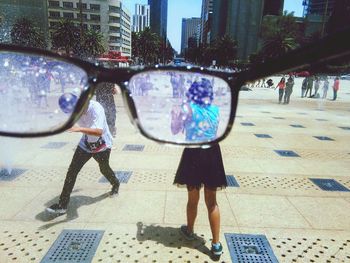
[0, 77, 349, 262]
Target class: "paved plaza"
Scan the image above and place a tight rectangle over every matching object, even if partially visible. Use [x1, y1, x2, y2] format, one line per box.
[0, 77, 349, 262]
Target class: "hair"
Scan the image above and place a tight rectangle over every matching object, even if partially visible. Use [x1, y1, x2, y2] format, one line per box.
[186, 78, 214, 105]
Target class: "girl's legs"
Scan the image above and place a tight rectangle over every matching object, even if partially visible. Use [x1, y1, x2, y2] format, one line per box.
[186, 187, 200, 233]
[204, 187, 220, 243]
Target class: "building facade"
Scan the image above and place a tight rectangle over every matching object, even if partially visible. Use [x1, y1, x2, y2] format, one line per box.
[148, 0, 168, 39]
[0, 0, 48, 44]
[132, 4, 150, 32]
[211, 0, 264, 60]
[263, 0, 284, 16]
[47, 0, 131, 57]
[181, 17, 201, 54]
[200, 0, 213, 45]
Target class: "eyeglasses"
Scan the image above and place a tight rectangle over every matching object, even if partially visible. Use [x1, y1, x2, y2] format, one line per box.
[0, 28, 349, 146]
[0, 43, 241, 146]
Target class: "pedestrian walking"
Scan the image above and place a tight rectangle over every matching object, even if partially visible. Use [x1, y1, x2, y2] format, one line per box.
[305, 76, 314, 97]
[275, 77, 286, 104]
[332, 77, 340, 100]
[301, 77, 308, 97]
[313, 76, 321, 98]
[170, 78, 227, 258]
[46, 95, 120, 215]
[322, 77, 329, 99]
[95, 82, 117, 137]
[284, 76, 294, 104]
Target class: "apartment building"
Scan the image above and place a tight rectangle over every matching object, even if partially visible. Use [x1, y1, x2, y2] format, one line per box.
[47, 0, 131, 57]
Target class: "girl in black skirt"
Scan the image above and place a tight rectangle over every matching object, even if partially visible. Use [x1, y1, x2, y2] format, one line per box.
[171, 78, 227, 256]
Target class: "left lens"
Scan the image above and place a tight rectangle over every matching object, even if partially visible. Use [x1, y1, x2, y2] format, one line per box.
[0, 51, 88, 135]
[128, 70, 232, 145]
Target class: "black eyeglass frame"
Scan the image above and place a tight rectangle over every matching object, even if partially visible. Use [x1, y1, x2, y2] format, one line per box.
[0, 43, 241, 146]
[0, 26, 349, 145]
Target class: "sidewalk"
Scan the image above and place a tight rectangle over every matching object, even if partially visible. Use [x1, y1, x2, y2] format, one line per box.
[0, 79, 349, 262]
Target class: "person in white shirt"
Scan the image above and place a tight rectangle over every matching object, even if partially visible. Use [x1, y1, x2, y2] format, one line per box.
[46, 96, 120, 215]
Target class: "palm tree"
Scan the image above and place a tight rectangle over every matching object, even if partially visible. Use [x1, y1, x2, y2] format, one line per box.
[138, 27, 160, 64]
[10, 18, 46, 48]
[260, 11, 301, 59]
[81, 29, 105, 58]
[51, 19, 80, 55]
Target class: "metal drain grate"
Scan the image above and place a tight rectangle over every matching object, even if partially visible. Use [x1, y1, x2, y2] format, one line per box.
[313, 136, 334, 141]
[122, 144, 145, 151]
[339, 126, 350, 130]
[241, 122, 255, 126]
[41, 142, 68, 149]
[274, 150, 300, 157]
[40, 229, 104, 263]
[273, 117, 285, 119]
[315, 118, 328, 121]
[261, 111, 271, 113]
[290, 124, 305, 128]
[255, 134, 272, 138]
[297, 112, 308, 115]
[309, 178, 350, 192]
[225, 233, 279, 263]
[0, 168, 27, 181]
[226, 175, 239, 187]
[99, 171, 132, 184]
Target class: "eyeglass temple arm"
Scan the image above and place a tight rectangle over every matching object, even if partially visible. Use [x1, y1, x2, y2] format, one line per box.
[241, 27, 350, 82]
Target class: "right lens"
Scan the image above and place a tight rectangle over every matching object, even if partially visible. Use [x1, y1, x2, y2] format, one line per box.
[0, 51, 88, 135]
[128, 70, 232, 145]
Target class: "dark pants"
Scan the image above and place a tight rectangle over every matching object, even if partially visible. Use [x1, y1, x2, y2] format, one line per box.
[59, 146, 119, 208]
[278, 89, 284, 103]
[284, 87, 293, 104]
[333, 89, 338, 100]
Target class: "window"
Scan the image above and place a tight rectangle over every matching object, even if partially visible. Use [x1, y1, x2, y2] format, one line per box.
[90, 14, 100, 21]
[77, 13, 88, 20]
[109, 6, 120, 12]
[62, 1, 73, 8]
[49, 11, 60, 18]
[63, 12, 74, 19]
[90, 4, 100, 11]
[48, 1, 59, 7]
[109, 16, 120, 23]
[76, 3, 87, 9]
[109, 26, 120, 33]
[109, 36, 118, 42]
[90, 25, 101, 32]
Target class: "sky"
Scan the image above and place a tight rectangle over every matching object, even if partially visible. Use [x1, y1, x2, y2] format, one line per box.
[123, 0, 305, 53]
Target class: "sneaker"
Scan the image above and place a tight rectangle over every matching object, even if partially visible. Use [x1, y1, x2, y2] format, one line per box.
[110, 183, 119, 197]
[179, 225, 195, 241]
[46, 203, 67, 215]
[211, 242, 223, 256]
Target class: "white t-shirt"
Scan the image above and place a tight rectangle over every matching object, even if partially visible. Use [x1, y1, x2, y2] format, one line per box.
[78, 100, 113, 153]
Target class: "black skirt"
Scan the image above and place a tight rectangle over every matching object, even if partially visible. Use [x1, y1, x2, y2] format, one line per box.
[173, 144, 227, 190]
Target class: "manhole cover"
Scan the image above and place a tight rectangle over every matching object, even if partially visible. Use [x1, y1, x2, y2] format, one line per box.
[274, 150, 300, 157]
[313, 136, 334, 141]
[290, 124, 305, 128]
[99, 171, 133, 184]
[41, 142, 68, 149]
[226, 175, 239, 187]
[40, 229, 104, 263]
[241, 122, 255, 126]
[309, 178, 350, 192]
[225, 233, 279, 263]
[255, 134, 272, 138]
[122, 144, 145, 151]
[0, 168, 27, 181]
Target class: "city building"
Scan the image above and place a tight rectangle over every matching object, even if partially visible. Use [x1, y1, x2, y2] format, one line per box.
[302, 0, 336, 36]
[0, 0, 48, 44]
[263, 0, 284, 16]
[211, 0, 264, 60]
[148, 0, 168, 39]
[47, 0, 131, 57]
[132, 4, 150, 32]
[200, 0, 213, 45]
[181, 17, 201, 54]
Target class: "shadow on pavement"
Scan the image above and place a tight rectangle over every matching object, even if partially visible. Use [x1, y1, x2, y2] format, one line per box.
[136, 222, 221, 261]
[35, 191, 110, 230]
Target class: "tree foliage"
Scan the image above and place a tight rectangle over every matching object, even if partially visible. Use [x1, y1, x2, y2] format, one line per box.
[10, 18, 46, 48]
[260, 11, 302, 59]
[51, 19, 105, 58]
